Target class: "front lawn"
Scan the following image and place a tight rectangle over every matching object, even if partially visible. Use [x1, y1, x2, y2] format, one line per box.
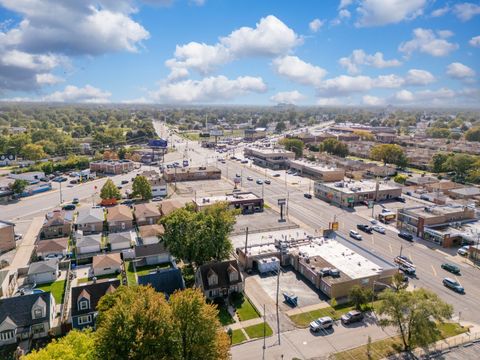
[244, 322, 273, 339]
[37, 280, 66, 304]
[231, 294, 260, 321]
[438, 322, 468, 338]
[125, 261, 136, 285]
[217, 303, 235, 326]
[231, 329, 247, 345]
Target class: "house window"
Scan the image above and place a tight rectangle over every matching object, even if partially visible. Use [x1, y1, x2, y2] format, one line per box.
[33, 308, 43, 319]
[32, 324, 44, 335]
[0, 330, 15, 341]
[79, 300, 90, 310]
[229, 271, 238, 282]
[78, 315, 92, 325]
[121, 222, 126, 230]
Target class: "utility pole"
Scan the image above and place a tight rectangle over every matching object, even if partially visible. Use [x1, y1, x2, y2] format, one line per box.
[262, 304, 266, 359]
[276, 264, 281, 345]
[244, 227, 249, 256]
[286, 191, 289, 217]
[59, 180, 63, 204]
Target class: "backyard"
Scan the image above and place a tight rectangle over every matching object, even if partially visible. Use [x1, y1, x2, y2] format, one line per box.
[77, 273, 121, 284]
[125, 261, 136, 285]
[135, 263, 171, 277]
[36, 280, 66, 304]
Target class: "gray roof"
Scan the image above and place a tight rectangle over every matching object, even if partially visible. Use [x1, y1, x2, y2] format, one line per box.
[109, 231, 134, 245]
[28, 259, 58, 275]
[450, 187, 480, 196]
[134, 242, 167, 258]
[77, 233, 102, 247]
[137, 268, 184, 296]
[0, 292, 52, 329]
[75, 207, 104, 225]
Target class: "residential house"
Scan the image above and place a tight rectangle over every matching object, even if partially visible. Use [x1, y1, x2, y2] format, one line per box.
[137, 267, 184, 297]
[27, 259, 59, 284]
[75, 207, 104, 234]
[134, 203, 161, 226]
[159, 199, 183, 217]
[141, 171, 168, 197]
[36, 237, 68, 259]
[106, 205, 134, 233]
[40, 210, 72, 240]
[0, 292, 56, 346]
[70, 279, 120, 329]
[108, 231, 135, 251]
[0, 220, 15, 254]
[138, 224, 164, 245]
[92, 253, 122, 277]
[76, 233, 102, 255]
[0, 269, 17, 298]
[195, 260, 243, 299]
[134, 243, 170, 266]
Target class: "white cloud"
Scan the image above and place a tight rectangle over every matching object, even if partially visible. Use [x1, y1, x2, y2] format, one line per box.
[469, 36, 480, 47]
[393, 87, 456, 104]
[43, 85, 111, 103]
[270, 90, 305, 104]
[437, 30, 454, 39]
[191, 0, 206, 6]
[363, 95, 386, 106]
[150, 75, 267, 103]
[393, 89, 414, 102]
[446, 62, 476, 79]
[399, 28, 459, 57]
[317, 97, 344, 106]
[273, 55, 327, 87]
[36, 73, 64, 85]
[405, 69, 436, 85]
[339, 0, 353, 9]
[121, 97, 152, 104]
[355, 0, 426, 27]
[339, 49, 401, 74]
[165, 15, 301, 77]
[339, 9, 351, 18]
[317, 74, 405, 96]
[309, 18, 324, 33]
[374, 74, 405, 88]
[431, 6, 449, 17]
[453, 2, 480, 21]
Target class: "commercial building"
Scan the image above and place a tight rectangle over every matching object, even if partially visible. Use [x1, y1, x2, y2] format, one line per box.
[397, 205, 476, 247]
[0, 220, 15, 254]
[163, 166, 221, 183]
[244, 128, 266, 142]
[244, 147, 295, 170]
[9, 171, 45, 183]
[193, 192, 263, 214]
[237, 237, 396, 299]
[288, 160, 345, 181]
[314, 180, 402, 208]
[89, 160, 134, 175]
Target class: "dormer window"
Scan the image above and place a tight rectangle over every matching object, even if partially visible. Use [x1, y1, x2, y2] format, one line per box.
[79, 300, 90, 310]
[33, 308, 43, 319]
[207, 269, 218, 286]
[227, 264, 238, 282]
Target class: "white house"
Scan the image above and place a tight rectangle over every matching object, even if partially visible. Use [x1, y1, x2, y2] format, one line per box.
[76, 232, 102, 255]
[92, 253, 122, 277]
[109, 231, 135, 251]
[27, 259, 59, 284]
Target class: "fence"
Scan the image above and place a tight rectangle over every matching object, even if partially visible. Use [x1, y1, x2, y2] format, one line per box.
[414, 331, 480, 359]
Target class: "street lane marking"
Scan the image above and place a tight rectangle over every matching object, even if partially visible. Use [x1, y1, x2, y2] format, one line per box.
[431, 265, 437, 277]
[408, 251, 413, 262]
[389, 244, 393, 254]
[371, 236, 375, 245]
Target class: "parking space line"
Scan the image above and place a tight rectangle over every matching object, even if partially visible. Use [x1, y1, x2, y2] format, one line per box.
[431, 265, 437, 277]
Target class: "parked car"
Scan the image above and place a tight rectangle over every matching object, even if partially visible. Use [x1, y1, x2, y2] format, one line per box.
[349, 230, 362, 240]
[396, 197, 406, 203]
[372, 226, 386, 234]
[45, 254, 63, 260]
[341, 310, 364, 325]
[14, 234, 23, 241]
[264, 179, 271, 185]
[399, 264, 416, 275]
[152, 197, 162, 202]
[241, 160, 248, 164]
[441, 263, 461, 275]
[457, 245, 470, 256]
[310, 316, 334, 332]
[247, 176, 253, 181]
[304, 193, 312, 199]
[273, 173, 281, 177]
[72, 198, 79, 204]
[398, 231, 414, 242]
[256, 179, 263, 185]
[121, 180, 129, 185]
[443, 278, 465, 294]
[236, 173, 241, 178]
[357, 224, 373, 233]
[62, 204, 76, 211]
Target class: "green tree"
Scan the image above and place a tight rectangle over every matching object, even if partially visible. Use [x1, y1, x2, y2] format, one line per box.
[426, 127, 451, 139]
[393, 174, 407, 184]
[377, 288, 453, 351]
[319, 138, 349, 157]
[353, 130, 375, 141]
[95, 286, 179, 360]
[21, 143, 47, 161]
[132, 175, 152, 200]
[370, 144, 407, 168]
[9, 179, 29, 194]
[348, 285, 373, 310]
[170, 288, 230, 360]
[7, 133, 31, 155]
[444, 153, 476, 179]
[100, 179, 121, 200]
[431, 153, 450, 173]
[391, 272, 408, 291]
[23, 329, 95, 360]
[465, 126, 480, 142]
[278, 138, 304, 158]
[275, 121, 286, 133]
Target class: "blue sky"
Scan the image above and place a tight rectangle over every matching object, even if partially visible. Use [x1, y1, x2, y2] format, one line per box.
[0, 0, 479, 107]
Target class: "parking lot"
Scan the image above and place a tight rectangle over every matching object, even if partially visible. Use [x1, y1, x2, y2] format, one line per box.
[232, 208, 298, 237]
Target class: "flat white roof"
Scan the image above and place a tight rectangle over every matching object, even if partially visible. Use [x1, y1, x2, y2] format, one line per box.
[320, 180, 400, 194]
[289, 159, 342, 172]
[297, 239, 383, 279]
[195, 192, 260, 205]
[246, 147, 295, 155]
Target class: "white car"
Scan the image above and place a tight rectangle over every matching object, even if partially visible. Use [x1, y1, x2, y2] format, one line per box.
[373, 226, 386, 234]
[310, 316, 334, 332]
[457, 245, 470, 256]
[349, 230, 362, 240]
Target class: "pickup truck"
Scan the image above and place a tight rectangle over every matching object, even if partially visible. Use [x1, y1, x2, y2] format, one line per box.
[394, 255, 415, 268]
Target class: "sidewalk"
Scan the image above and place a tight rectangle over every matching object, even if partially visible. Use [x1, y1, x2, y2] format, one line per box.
[285, 301, 330, 317]
[228, 317, 264, 331]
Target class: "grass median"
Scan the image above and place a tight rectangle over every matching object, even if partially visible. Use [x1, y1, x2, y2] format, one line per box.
[244, 322, 273, 339]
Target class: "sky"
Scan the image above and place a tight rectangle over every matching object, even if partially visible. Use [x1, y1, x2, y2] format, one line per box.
[0, 0, 479, 107]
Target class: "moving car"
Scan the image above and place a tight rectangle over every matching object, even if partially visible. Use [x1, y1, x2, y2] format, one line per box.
[349, 230, 362, 240]
[256, 179, 263, 185]
[441, 263, 461, 275]
[399, 264, 416, 275]
[273, 173, 281, 177]
[309, 316, 334, 332]
[357, 224, 373, 233]
[72, 198, 79, 204]
[247, 176, 253, 181]
[394, 255, 415, 267]
[121, 180, 129, 185]
[443, 278, 465, 294]
[62, 204, 76, 211]
[304, 193, 312, 199]
[372, 226, 386, 234]
[264, 179, 271, 185]
[398, 231, 414, 242]
[236, 173, 241, 178]
[457, 245, 470, 256]
[341, 310, 364, 325]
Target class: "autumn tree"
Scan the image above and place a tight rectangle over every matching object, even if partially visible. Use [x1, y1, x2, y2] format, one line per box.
[132, 175, 152, 200]
[23, 329, 95, 360]
[377, 288, 453, 351]
[100, 179, 121, 200]
[21, 143, 46, 161]
[353, 130, 375, 141]
[370, 144, 407, 168]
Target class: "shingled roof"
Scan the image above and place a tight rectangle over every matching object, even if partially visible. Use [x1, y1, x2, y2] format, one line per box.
[0, 292, 52, 330]
[71, 279, 120, 317]
[198, 260, 242, 291]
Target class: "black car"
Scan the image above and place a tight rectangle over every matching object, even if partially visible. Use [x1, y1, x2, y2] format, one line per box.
[272, 173, 281, 177]
[121, 180, 129, 184]
[398, 231, 414, 241]
[304, 193, 312, 199]
[62, 204, 76, 211]
[396, 197, 406, 203]
[357, 224, 373, 233]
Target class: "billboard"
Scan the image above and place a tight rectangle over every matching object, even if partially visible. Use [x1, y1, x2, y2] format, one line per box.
[0, 154, 15, 161]
[210, 129, 224, 137]
[148, 139, 168, 148]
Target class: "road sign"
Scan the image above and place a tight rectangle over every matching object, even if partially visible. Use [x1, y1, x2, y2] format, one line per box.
[148, 139, 168, 148]
[278, 198, 286, 206]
